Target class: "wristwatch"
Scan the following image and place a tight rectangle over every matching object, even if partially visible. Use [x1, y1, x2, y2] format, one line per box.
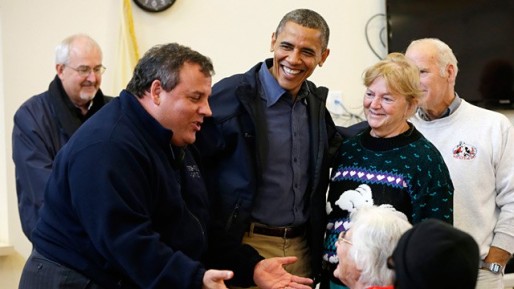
[480, 260, 504, 275]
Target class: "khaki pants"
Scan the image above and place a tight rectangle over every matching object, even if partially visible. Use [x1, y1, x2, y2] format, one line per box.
[230, 231, 312, 289]
[475, 269, 503, 289]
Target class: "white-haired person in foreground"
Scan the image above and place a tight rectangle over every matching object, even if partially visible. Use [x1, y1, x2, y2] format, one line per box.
[334, 205, 412, 289]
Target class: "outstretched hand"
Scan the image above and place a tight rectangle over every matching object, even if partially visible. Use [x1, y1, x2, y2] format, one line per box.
[254, 256, 314, 289]
[202, 269, 234, 289]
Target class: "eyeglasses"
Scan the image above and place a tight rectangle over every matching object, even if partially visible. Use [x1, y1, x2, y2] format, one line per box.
[337, 230, 353, 246]
[66, 65, 106, 77]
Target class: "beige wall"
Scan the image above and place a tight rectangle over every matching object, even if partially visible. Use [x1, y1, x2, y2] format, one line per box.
[1, 2, 513, 288]
[0, 1, 387, 288]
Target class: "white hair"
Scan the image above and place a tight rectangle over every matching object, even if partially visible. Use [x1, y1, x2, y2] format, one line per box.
[348, 205, 412, 287]
[54, 33, 102, 65]
[407, 38, 459, 77]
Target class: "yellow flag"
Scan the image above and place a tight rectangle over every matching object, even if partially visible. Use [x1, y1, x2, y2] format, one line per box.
[114, 0, 140, 93]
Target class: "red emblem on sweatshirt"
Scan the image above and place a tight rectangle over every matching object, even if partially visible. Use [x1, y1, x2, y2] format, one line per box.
[452, 141, 477, 160]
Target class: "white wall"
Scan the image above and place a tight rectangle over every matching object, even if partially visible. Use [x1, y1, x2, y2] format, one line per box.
[0, 1, 387, 288]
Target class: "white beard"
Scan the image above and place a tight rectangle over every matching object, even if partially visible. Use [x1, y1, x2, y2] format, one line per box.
[79, 90, 96, 102]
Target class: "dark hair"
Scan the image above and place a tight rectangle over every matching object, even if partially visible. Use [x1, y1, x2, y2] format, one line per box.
[126, 43, 214, 98]
[275, 8, 330, 51]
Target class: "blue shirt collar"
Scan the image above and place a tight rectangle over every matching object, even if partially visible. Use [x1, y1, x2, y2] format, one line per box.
[418, 93, 462, 121]
[258, 59, 311, 106]
[258, 60, 286, 107]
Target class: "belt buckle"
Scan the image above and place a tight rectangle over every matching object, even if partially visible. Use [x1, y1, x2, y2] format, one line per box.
[248, 222, 256, 237]
[283, 227, 290, 239]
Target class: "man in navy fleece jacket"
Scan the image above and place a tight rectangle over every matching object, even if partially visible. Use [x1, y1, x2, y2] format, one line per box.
[18, 43, 233, 289]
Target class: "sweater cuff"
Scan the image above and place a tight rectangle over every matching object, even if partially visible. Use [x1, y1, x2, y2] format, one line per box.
[226, 244, 264, 287]
[492, 231, 514, 255]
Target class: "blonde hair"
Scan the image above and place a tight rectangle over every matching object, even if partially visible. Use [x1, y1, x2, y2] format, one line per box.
[363, 52, 423, 115]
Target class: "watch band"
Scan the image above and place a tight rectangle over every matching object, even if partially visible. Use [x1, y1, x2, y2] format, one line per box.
[480, 260, 504, 275]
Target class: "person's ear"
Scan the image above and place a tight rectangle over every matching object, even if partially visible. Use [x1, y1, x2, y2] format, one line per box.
[149, 80, 162, 105]
[319, 48, 330, 67]
[270, 32, 277, 52]
[387, 256, 395, 269]
[56, 64, 65, 78]
[446, 64, 456, 84]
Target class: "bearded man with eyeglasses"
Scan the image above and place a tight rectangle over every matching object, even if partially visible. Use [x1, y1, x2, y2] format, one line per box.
[12, 33, 112, 242]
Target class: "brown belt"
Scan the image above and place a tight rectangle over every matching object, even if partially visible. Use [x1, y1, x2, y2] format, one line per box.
[247, 223, 306, 238]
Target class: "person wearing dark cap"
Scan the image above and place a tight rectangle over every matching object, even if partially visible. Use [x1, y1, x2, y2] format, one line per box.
[323, 52, 454, 289]
[390, 219, 480, 289]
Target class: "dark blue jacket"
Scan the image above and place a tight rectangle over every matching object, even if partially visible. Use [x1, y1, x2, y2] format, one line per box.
[12, 75, 111, 240]
[32, 90, 209, 289]
[196, 60, 341, 286]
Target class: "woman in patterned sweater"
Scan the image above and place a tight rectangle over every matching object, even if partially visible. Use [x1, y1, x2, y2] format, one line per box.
[322, 53, 454, 289]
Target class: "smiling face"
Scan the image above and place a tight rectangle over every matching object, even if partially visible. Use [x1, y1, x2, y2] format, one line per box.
[364, 77, 414, 138]
[334, 230, 361, 287]
[269, 21, 329, 98]
[153, 62, 212, 147]
[405, 42, 455, 119]
[57, 37, 103, 109]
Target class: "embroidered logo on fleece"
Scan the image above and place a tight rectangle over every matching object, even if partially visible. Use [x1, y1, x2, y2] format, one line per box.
[452, 141, 477, 160]
[186, 165, 201, 178]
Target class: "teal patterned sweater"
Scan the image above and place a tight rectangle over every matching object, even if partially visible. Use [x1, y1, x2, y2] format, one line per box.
[323, 124, 453, 270]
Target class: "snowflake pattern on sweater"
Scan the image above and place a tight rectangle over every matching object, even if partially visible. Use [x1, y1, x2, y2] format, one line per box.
[323, 125, 454, 265]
